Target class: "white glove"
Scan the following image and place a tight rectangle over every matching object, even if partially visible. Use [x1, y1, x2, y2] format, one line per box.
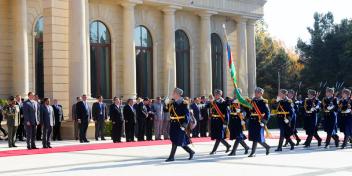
[276, 96, 282, 102]
[180, 127, 185, 131]
[345, 109, 351, 113]
[315, 106, 319, 109]
[236, 109, 241, 113]
[260, 123, 265, 127]
[164, 97, 170, 105]
[241, 120, 246, 126]
[223, 125, 227, 129]
[327, 106, 334, 111]
[310, 108, 316, 112]
[284, 119, 289, 124]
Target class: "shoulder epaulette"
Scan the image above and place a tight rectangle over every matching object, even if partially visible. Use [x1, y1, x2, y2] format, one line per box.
[263, 99, 269, 104]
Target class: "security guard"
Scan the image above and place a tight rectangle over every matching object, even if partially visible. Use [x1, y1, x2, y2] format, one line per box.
[247, 87, 271, 157]
[322, 87, 339, 148]
[228, 88, 250, 156]
[274, 89, 295, 151]
[165, 88, 195, 162]
[338, 88, 352, 149]
[303, 89, 322, 148]
[208, 89, 231, 155]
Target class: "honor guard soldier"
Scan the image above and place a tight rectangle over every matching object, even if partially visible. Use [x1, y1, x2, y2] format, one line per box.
[3, 96, 20, 148]
[338, 88, 352, 149]
[246, 87, 271, 157]
[165, 88, 195, 162]
[208, 89, 231, 155]
[322, 87, 339, 148]
[286, 89, 301, 146]
[228, 88, 250, 156]
[303, 89, 322, 148]
[274, 89, 295, 151]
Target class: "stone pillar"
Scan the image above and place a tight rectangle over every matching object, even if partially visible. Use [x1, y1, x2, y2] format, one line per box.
[236, 17, 249, 96]
[69, 0, 88, 105]
[247, 19, 257, 98]
[12, 0, 29, 97]
[162, 6, 179, 96]
[198, 11, 215, 96]
[121, 1, 139, 99]
[43, 0, 70, 117]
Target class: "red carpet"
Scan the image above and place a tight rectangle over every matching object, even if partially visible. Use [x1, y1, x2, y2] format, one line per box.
[0, 134, 326, 158]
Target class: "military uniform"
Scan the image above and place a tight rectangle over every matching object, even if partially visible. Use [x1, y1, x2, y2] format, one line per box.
[303, 98, 322, 147]
[228, 99, 249, 156]
[247, 97, 271, 157]
[274, 98, 295, 151]
[3, 104, 20, 147]
[322, 96, 339, 148]
[208, 97, 231, 155]
[165, 97, 194, 162]
[338, 98, 352, 149]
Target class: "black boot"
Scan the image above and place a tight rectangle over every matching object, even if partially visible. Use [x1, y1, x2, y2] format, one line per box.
[260, 142, 271, 155]
[304, 135, 313, 148]
[286, 137, 295, 150]
[332, 135, 339, 147]
[325, 135, 331, 149]
[341, 136, 348, 149]
[248, 142, 257, 157]
[294, 133, 301, 146]
[314, 133, 322, 147]
[182, 146, 195, 160]
[275, 136, 284, 152]
[240, 141, 250, 154]
[166, 144, 177, 162]
[283, 139, 288, 147]
[210, 140, 220, 155]
[220, 139, 231, 153]
[229, 141, 240, 156]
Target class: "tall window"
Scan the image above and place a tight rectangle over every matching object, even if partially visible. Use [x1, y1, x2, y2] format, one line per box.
[34, 17, 44, 98]
[211, 33, 224, 92]
[134, 26, 153, 98]
[90, 20, 112, 98]
[175, 30, 190, 96]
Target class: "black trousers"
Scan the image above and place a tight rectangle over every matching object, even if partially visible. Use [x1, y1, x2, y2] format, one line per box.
[17, 118, 25, 139]
[53, 122, 61, 140]
[192, 121, 200, 138]
[36, 124, 42, 140]
[95, 118, 105, 139]
[125, 122, 135, 142]
[79, 121, 89, 142]
[199, 119, 208, 137]
[145, 119, 153, 141]
[42, 125, 52, 147]
[25, 125, 36, 148]
[111, 121, 123, 142]
[137, 118, 145, 141]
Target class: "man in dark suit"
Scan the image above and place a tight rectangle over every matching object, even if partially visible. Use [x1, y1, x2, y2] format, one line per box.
[190, 97, 201, 138]
[136, 98, 148, 141]
[200, 96, 209, 137]
[123, 98, 136, 142]
[92, 96, 108, 140]
[109, 97, 123, 143]
[23, 92, 38, 149]
[52, 99, 63, 141]
[41, 98, 55, 148]
[76, 94, 91, 143]
[72, 96, 81, 140]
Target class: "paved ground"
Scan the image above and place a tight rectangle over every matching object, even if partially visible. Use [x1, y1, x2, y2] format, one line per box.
[0, 130, 351, 176]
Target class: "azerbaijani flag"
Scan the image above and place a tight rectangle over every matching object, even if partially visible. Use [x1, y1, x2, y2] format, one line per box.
[224, 26, 252, 108]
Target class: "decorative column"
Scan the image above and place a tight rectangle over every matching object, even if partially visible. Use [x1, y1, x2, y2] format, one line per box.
[44, 0, 70, 117]
[236, 17, 249, 96]
[12, 0, 29, 97]
[121, 1, 140, 99]
[198, 11, 216, 96]
[162, 6, 179, 96]
[247, 19, 257, 98]
[69, 0, 88, 102]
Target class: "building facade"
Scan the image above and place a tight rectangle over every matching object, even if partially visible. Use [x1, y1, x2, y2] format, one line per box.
[0, 0, 265, 137]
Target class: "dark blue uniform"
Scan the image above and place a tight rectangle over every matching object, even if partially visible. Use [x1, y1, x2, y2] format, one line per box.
[322, 96, 339, 148]
[275, 98, 295, 150]
[338, 98, 352, 148]
[165, 98, 194, 162]
[303, 98, 322, 147]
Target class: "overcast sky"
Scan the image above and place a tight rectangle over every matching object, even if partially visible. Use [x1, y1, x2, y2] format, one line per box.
[263, 0, 352, 49]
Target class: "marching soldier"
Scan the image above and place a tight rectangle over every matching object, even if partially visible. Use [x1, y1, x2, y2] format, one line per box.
[208, 89, 231, 155]
[322, 87, 339, 148]
[246, 87, 271, 157]
[286, 89, 301, 146]
[3, 96, 20, 148]
[228, 88, 250, 156]
[338, 88, 352, 149]
[303, 89, 322, 148]
[165, 88, 195, 162]
[274, 89, 295, 151]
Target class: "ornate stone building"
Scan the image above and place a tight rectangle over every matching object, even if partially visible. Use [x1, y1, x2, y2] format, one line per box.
[0, 0, 265, 137]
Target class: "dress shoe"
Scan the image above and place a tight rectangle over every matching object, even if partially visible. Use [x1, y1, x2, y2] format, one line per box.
[165, 158, 175, 162]
[248, 153, 256, 157]
[101, 138, 106, 141]
[27, 146, 32, 150]
[209, 151, 216, 155]
[189, 151, 195, 160]
[296, 139, 301, 146]
[275, 148, 282, 152]
[48, 145, 52, 148]
[318, 140, 322, 147]
[31, 146, 39, 149]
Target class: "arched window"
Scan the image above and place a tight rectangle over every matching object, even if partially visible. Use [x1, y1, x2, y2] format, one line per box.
[175, 30, 190, 96]
[211, 33, 224, 92]
[34, 17, 44, 98]
[134, 26, 153, 98]
[90, 20, 112, 98]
